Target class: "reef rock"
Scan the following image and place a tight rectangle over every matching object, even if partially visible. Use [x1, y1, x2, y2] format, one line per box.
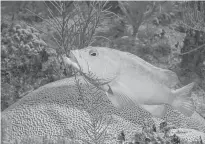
[1, 76, 205, 144]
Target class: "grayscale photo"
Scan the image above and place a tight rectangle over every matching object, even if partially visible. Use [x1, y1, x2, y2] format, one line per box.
[1, 1, 205, 144]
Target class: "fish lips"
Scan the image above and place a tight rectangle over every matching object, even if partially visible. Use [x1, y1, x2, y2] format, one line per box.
[62, 52, 81, 71]
[70, 51, 81, 71]
[69, 51, 78, 63]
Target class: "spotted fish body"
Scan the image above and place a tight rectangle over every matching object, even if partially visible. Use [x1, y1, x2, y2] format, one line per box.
[64, 46, 196, 118]
[1, 76, 205, 144]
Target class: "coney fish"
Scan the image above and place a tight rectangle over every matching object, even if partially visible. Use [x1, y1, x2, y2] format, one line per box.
[63, 46, 196, 118]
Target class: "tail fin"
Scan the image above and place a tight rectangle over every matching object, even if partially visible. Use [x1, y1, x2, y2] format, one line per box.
[172, 82, 195, 117]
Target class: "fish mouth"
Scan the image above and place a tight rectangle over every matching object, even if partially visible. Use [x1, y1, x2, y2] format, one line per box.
[69, 51, 81, 71]
[69, 51, 78, 63]
[62, 51, 80, 71]
[65, 51, 112, 88]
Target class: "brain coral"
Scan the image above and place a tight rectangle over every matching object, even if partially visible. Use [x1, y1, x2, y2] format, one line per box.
[168, 128, 205, 143]
[1, 76, 205, 144]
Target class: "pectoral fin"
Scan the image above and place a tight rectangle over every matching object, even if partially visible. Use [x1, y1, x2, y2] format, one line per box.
[103, 82, 136, 110]
[100, 84, 113, 94]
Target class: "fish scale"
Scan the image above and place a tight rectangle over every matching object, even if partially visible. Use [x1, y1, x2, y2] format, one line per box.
[1, 76, 205, 144]
[66, 47, 197, 118]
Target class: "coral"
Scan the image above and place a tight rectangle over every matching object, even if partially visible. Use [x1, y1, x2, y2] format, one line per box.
[1, 23, 63, 111]
[2, 76, 205, 144]
[168, 128, 205, 143]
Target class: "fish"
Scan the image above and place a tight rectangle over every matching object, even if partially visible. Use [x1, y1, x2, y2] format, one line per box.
[63, 46, 196, 118]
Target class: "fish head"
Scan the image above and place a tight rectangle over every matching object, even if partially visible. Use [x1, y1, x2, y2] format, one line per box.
[66, 47, 122, 85]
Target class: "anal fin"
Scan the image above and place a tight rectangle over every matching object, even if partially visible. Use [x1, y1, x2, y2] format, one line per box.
[141, 104, 167, 118]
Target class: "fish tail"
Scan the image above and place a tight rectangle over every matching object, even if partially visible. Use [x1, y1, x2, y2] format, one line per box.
[172, 82, 195, 117]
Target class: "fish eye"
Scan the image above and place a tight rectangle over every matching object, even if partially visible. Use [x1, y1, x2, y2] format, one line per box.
[89, 49, 98, 56]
